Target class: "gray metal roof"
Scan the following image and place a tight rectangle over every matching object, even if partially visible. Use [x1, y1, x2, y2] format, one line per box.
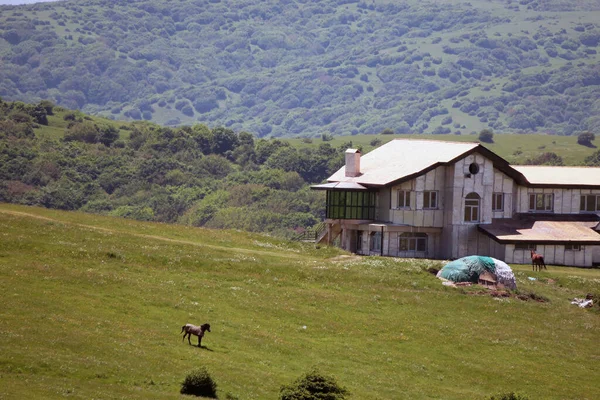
[327, 139, 480, 186]
[479, 218, 600, 244]
[513, 166, 600, 187]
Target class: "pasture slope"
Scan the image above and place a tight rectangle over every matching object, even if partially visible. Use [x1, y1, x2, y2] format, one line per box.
[0, 203, 599, 399]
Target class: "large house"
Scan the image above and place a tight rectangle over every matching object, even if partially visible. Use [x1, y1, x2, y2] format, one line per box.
[312, 139, 600, 267]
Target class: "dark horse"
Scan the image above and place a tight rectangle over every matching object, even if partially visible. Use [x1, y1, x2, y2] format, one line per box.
[530, 250, 547, 271]
[181, 323, 211, 347]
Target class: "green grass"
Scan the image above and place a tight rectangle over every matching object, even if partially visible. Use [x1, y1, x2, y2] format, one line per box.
[0, 204, 599, 399]
[286, 133, 599, 166]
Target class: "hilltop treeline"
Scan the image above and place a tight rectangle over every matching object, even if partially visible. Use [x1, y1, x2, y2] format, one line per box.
[1, 0, 600, 137]
[0, 99, 348, 237]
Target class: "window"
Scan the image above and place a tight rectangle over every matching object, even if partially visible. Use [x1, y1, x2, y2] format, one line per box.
[464, 192, 480, 222]
[423, 191, 438, 209]
[326, 191, 376, 220]
[580, 195, 600, 212]
[399, 233, 427, 252]
[529, 193, 553, 212]
[397, 190, 411, 209]
[469, 163, 480, 175]
[565, 244, 581, 251]
[515, 243, 536, 250]
[370, 231, 382, 252]
[492, 193, 504, 212]
[356, 231, 363, 251]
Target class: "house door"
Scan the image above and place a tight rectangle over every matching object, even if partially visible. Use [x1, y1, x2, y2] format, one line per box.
[593, 246, 600, 266]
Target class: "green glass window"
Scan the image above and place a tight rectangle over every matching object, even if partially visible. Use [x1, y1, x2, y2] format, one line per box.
[326, 191, 376, 220]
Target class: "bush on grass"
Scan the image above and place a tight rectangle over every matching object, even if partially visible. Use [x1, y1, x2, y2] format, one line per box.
[280, 369, 348, 400]
[180, 367, 217, 398]
[488, 392, 529, 400]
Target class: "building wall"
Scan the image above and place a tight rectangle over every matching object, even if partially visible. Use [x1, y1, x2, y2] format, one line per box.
[504, 244, 596, 267]
[515, 187, 600, 214]
[389, 167, 446, 227]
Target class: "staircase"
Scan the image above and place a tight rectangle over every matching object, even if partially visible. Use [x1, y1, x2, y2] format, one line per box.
[292, 222, 326, 242]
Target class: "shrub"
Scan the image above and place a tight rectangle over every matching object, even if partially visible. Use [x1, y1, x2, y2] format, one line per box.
[577, 132, 595, 147]
[489, 392, 530, 400]
[180, 367, 217, 398]
[280, 369, 348, 400]
[478, 129, 494, 143]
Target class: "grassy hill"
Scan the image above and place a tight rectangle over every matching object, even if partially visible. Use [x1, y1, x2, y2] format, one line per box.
[0, 203, 599, 399]
[1, 0, 600, 137]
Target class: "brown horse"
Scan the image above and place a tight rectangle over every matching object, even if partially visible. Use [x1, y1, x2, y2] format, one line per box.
[530, 250, 547, 271]
[181, 323, 211, 347]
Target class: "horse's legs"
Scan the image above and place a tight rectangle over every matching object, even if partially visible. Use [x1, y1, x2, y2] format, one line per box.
[198, 336, 202, 347]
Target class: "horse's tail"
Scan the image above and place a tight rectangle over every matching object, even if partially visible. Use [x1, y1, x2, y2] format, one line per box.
[181, 325, 186, 334]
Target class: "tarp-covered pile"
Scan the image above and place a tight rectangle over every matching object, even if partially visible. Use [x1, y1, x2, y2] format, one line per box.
[437, 256, 517, 290]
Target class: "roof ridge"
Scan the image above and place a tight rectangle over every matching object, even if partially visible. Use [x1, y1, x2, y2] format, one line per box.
[391, 138, 480, 145]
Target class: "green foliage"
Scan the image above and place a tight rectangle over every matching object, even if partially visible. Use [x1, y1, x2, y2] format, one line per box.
[524, 152, 564, 166]
[0, 1, 599, 136]
[280, 369, 348, 400]
[180, 367, 218, 398]
[584, 149, 600, 166]
[478, 129, 494, 143]
[577, 132, 595, 147]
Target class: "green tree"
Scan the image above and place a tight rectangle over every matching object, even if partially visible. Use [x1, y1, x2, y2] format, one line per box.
[577, 132, 595, 147]
[478, 129, 494, 143]
[584, 150, 600, 166]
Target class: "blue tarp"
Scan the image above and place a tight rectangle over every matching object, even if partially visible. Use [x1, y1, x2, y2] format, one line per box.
[438, 255, 496, 283]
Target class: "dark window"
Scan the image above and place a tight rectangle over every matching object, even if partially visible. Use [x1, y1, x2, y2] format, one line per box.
[492, 193, 504, 212]
[326, 191, 376, 220]
[399, 232, 427, 252]
[423, 191, 438, 209]
[464, 192, 480, 222]
[356, 231, 363, 251]
[469, 163, 480, 175]
[580, 195, 600, 212]
[397, 190, 411, 209]
[529, 193, 553, 212]
[370, 231, 382, 251]
[565, 244, 581, 251]
[515, 243, 536, 250]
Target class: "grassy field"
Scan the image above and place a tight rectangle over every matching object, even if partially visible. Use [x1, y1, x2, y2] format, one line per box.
[286, 133, 599, 166]
[0, 204, 599, 399]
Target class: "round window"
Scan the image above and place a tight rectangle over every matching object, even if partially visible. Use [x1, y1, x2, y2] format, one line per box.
[469, 163, 480, 175]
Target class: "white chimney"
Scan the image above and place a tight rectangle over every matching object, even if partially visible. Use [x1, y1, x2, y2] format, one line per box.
[345, 149, 361, 177]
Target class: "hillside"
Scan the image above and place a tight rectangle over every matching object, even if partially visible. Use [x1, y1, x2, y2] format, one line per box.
[0, 204, 599, 399]
[3, 98, 600, 237]
[1, 0, 600, 137]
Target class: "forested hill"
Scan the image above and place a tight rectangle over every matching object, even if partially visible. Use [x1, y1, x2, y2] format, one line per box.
[1, 0, 600, 138]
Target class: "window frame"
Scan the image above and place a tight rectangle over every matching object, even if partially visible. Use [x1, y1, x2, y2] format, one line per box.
[370, 231, 382, 252]
[399, 233, 428, 253]
[492, 193, 504, 212]
[528, 193, 553, 212]
[423, 191, 438, 209]
[580, 194, 600, 212]
[396, 190, 411, 209]
[565, 244, 582, 251]
[464, 192, 480, 223]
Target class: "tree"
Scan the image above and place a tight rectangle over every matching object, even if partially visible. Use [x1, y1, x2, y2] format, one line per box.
[577, 132, 595, 147]
[478, 129, 494, 143]
[584, 150, 600, 166]
[525, 152, 564, 166]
